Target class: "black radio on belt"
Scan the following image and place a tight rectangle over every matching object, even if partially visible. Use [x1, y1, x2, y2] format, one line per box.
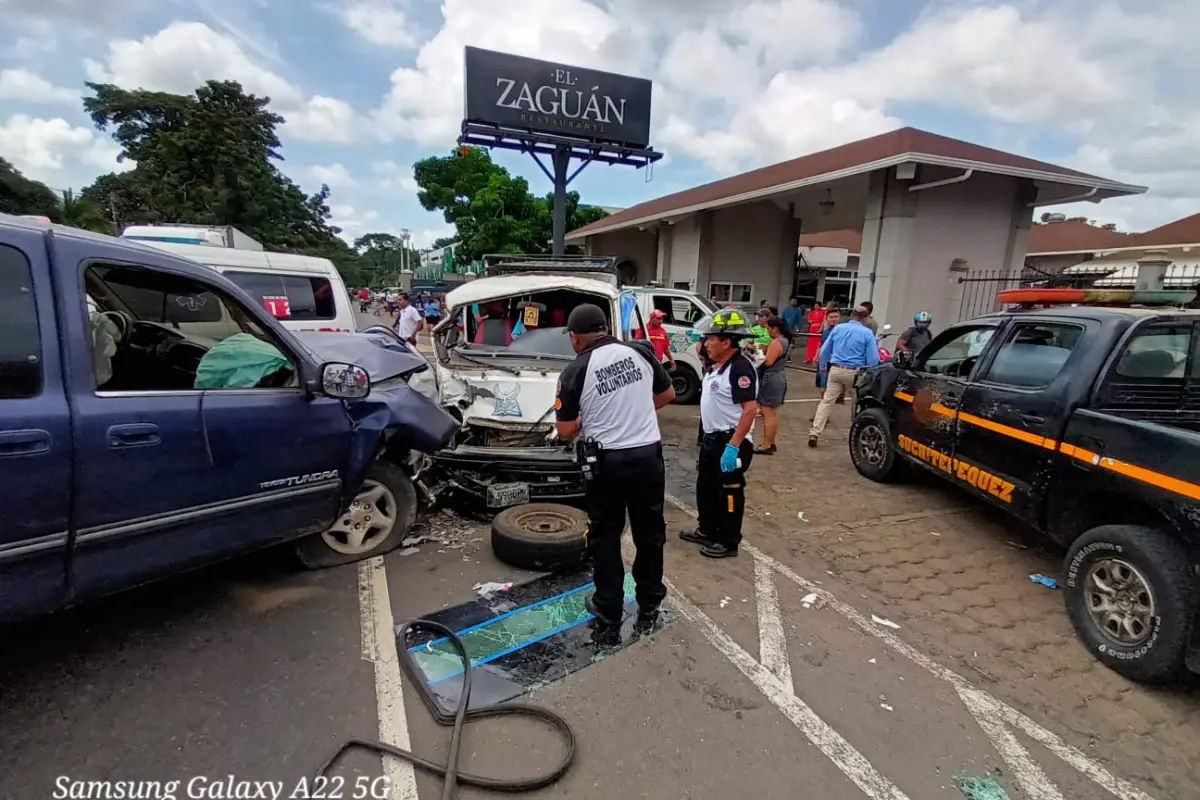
[576, 437, 603, 482]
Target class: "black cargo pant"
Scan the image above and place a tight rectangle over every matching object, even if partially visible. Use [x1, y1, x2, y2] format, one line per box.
[584, 442, 668, 619]
[696, 431, 755, 549]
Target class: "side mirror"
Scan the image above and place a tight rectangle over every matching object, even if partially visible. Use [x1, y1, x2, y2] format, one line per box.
[892, 350, 915, 370]
[882, 323, 892, 332]
[319, 362, 370, 399]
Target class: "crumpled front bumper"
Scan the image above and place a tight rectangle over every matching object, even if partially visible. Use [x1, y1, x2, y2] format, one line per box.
[430, 444, 586, 507]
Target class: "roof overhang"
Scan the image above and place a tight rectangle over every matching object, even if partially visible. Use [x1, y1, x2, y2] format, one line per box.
[566, 153, 1146, 243]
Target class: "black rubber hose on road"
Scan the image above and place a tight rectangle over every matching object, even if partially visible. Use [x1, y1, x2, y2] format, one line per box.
[316, 617, 576, 800]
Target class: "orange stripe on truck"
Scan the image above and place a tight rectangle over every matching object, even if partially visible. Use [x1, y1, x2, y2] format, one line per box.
[891, 390, 1200, 501]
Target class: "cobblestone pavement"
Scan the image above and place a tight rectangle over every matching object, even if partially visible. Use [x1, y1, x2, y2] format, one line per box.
[657, 392, 1200, 800]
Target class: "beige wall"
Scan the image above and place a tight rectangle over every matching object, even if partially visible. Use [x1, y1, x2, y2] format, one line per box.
[856, 169, 1034, 327]
[585, 227, 658, 284]
[579, 168, 1040, 326]
[699, 200, 802, 307]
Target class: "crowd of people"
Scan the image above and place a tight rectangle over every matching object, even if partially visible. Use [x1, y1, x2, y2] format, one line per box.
[352, 287, 448, 344]
[689, 295, 936, 455]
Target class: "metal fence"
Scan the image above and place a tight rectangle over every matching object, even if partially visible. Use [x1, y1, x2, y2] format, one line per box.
[956, 263, 1200, 320]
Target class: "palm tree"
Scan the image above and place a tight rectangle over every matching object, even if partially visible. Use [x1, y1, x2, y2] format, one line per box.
[59, 189, 115, 235]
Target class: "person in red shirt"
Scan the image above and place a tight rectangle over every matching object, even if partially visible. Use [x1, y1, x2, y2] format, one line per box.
[636, 309, 677, 371]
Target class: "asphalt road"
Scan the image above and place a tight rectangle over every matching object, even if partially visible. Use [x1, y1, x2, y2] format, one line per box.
[2, 326, 1195, 800]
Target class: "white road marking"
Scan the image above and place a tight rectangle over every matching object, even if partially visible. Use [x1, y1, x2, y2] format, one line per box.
[664, 493, 1157, 800]
[664, 575, 913, 800]
[957, 686, 1064, 800]
[359, 557, 419, 800]
[753, 556, 793, 691]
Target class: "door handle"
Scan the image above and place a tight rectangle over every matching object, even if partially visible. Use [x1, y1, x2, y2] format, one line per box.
[1018, 413, 1045, 425]
[940, 395, 959, 409]
[108, 423, 161, 448]
[0, 429, 51, 457]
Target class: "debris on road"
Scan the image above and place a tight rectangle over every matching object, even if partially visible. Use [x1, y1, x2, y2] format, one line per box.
[397, 547, 420, 557]
[400, 535, 426, 547]
[1029, 574, 1058, 590]
[930, 531, 941, 537]
[719, 596, 731, 608]
[797, 511, 810, 522]
[473, 581, 513, 597]
[952, 776, 1012, 800]
[871, 614, 902, 630]
[412, 508, 486, 553]
[800, 592, 819, 609]
[867, 657, 877, 664]
[1004, 540, 1028, 550]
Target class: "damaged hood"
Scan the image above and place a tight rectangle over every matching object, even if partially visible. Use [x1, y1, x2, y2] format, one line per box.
[293, 330, 456, 456]
[292, 330, 429, 383]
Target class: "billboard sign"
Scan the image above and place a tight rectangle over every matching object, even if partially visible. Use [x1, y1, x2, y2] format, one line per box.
[463, 46, 653, 149]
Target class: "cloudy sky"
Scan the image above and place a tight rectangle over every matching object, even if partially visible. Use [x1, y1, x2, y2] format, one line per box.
[0, 0, 1196, 247]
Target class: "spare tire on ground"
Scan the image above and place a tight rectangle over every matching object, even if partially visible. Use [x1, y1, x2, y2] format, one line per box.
[491, 503, 589, 572]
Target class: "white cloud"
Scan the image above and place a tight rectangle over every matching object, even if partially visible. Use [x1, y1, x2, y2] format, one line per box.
[84, 21, 360, 143]
[411, 224, 456, 249]
[0, 114, 130, 187]
[336, 0, 418, 47]
[308, 163, 358, 187]
[371, 160, 418, 192]
[0, 0, 144, 31]
[368, 0, 1194, 235]
[0, 68, 76, 104]
[371, 0, 635, 146]
[329, 203, 384, 243]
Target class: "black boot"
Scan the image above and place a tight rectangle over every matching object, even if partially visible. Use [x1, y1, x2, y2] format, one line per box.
[586, 594, 623, 626]
[679, 529, 711, 544]
[700, 541, 738, 558]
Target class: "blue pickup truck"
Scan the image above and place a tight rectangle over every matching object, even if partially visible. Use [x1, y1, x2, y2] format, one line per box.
[0, 217, 457, 622]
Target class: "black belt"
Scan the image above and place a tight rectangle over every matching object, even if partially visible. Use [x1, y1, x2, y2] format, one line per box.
[701, 429, 736, 440]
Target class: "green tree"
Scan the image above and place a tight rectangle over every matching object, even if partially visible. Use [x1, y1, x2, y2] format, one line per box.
[430, 235, 457, 250]
[80, 79, 354, 275]
[59, 189, 114, 234]
[351, 232, 422, 287]
[413, 147, 609, 262]
[0, 158, 61, 220]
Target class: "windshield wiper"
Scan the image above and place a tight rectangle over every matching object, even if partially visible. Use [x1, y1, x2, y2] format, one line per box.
[449, 344, 521, 375]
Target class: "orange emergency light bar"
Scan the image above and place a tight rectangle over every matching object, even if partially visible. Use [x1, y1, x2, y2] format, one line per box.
[998, 287, 1197, 307]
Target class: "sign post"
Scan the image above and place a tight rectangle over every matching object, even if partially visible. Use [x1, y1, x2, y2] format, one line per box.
[459, 47, 663, 255]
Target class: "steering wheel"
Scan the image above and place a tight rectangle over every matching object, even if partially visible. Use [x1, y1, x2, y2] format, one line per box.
[99, 310, 134, 348]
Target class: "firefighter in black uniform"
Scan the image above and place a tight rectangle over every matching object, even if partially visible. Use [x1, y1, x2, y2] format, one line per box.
[679, 310, 759, 558]
[555, 304, 677, 626]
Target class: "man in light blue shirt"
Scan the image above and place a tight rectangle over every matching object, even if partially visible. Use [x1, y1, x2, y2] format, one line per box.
[809, 306, 880, 447]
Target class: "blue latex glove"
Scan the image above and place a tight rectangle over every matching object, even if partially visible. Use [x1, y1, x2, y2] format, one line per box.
[720, 443, 740, 473]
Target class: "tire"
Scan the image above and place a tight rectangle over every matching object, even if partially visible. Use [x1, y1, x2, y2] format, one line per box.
[1063, 525, 1197, 683]
[491, 503, 589, 572]
[671, 363, 700, 404]
[294, 461, 417, 569]
[849, 408, 904, 482]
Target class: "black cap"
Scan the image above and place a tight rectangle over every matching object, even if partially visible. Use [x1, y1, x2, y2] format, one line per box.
[566, 303, 608, 334]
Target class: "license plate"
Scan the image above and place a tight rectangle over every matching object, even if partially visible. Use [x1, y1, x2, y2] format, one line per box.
[486, 482, 530, 508]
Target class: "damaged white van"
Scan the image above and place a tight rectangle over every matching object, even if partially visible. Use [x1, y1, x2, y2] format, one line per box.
[426, 255, 646, 510]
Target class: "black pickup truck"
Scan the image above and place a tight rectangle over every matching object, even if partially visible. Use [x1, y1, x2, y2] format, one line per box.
[850, 305, 1200, 682]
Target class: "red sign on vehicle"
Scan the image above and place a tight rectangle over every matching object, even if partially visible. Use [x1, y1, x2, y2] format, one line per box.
[263, 295, 291, 318]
